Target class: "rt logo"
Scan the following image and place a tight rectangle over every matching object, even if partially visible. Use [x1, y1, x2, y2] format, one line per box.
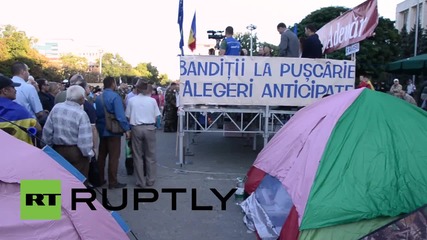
[20, 180, 61, 220]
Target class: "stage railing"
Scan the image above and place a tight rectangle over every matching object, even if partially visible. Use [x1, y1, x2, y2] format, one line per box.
[177, 105, 297, 166]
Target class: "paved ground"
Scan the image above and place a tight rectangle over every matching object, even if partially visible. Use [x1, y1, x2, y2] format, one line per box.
[101, 131, 263, 240]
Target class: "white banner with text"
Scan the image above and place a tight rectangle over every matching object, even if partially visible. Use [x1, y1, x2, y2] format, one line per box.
[179, 56, 355, 106]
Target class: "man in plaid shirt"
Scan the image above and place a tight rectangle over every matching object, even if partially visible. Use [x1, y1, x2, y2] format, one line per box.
[43, 85, 94, 177]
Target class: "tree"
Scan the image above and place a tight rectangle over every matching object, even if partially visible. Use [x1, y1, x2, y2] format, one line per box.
[0, 24, 167, 83]
[298, 6, 349, 37]
[356, 17, 401, 78]
[134, 63, 152, 77]
[2, 25, 31, 59]
[146, 63, 159, 84]
[236, 32, 258, 56]
[399, 25, 412, 58]
[420, 29, 427, 55]
[100, 53, 132, 77]
[405, 23, 426, 56]
[258, 42, 279, 56]
[60, 54, 89, 76]
[298, 6, 350, 60]
[0, 25, 62, 80]
[158, 73, 170, 86]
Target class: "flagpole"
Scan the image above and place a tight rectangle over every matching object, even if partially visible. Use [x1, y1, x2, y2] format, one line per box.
[178, 0, 184, 56]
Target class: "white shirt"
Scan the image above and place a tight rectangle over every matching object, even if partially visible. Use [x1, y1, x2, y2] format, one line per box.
[12, 76, 43, 118]
[407, 83, 416, 95]
[126, 94, 161, 126]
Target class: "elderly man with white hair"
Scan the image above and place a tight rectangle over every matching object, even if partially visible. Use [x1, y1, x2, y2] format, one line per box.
[390, 78, 403, 94]
[43, 85, 94, 177]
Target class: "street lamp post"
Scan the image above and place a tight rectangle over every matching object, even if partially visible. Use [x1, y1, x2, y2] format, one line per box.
[99, 50, 104, 77]
[414, 0, 421, 57]
[413, 0, 421, 84]
[246, 24, 257, 56]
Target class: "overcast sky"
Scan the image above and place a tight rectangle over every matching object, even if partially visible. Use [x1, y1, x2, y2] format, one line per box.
[0, 0, 402, 80]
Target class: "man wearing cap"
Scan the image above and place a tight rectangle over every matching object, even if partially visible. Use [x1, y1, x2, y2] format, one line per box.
[390, 79, 403, 94]
[0, 75, 41, 145]
[11, 62, 45, 120]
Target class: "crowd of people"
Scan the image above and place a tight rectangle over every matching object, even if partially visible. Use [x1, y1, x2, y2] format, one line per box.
[0, 61, 180, 189]
[211, 23, 421, 109]
[1, 28, 424, 191]
[356, 74, 425, 106]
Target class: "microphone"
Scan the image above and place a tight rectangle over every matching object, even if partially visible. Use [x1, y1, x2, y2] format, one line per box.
[0, 116, 46, 146]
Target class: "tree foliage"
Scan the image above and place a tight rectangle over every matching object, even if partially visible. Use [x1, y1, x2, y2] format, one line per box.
[60, 54, 89, 76]
[298, 6, 349, 37]
[0, 25, 63, 80]
[134, 63, 152, 77]
[159, 73, 169, 86]
[399, 24, 427, 59]
[236, 32, 258, 56]
[146, 63, 159, 83]
[100, 53, 132, 78]
[0, 24, 169, 84]
[356, 17, 401, 77]
[298, 7, 350, 61]
[259, 42, 279, 56]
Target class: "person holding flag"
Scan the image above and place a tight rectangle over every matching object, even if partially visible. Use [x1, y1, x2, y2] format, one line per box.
[188, 11, 196, 52]
[357, 74, 375, 90]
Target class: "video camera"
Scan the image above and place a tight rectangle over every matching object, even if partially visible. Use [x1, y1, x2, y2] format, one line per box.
[207, 30, 225, 40]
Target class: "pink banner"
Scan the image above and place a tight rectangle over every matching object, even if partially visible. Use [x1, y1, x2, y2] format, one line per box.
[317, 0, 378, 54]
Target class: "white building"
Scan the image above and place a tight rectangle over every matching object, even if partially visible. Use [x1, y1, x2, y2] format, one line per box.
[396, 0, 427, 32]
[33, 39, 102, 65]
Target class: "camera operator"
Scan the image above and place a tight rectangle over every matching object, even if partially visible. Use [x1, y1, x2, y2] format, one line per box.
[219, 26, 241, 56]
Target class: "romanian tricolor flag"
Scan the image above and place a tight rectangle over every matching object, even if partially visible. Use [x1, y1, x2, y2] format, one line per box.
[0, 97, 37, 145]
[188, 11, 196, 52]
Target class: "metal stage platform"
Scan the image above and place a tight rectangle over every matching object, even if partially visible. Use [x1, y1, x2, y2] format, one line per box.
[176, 105, 297, 166]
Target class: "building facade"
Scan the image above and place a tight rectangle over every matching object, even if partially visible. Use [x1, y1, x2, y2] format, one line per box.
[396, 0, 427, 32]
[33, 39, 102, 66]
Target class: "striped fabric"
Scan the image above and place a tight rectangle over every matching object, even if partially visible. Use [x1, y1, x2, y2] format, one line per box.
[0, 97, 37, 145]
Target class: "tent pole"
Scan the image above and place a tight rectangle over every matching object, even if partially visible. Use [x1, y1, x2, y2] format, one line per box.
[264, 106, 269, 147]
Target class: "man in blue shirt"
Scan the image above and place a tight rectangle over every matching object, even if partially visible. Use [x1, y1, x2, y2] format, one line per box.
[11, 62, 45, 120]
[219, 26, 241, 56]
[95, 76, 130, 189]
